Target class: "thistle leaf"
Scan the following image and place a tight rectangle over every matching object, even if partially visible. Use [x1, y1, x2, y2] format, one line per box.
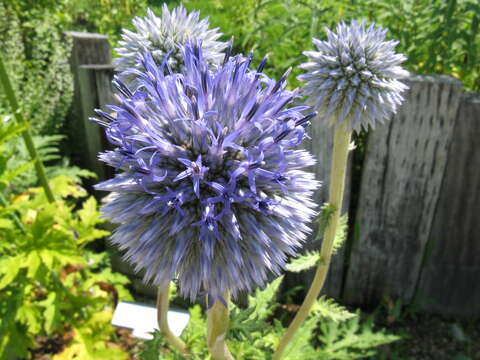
[286, 251, 320, 273]
[283, 317, 317, 360]
[332, 214, 348, 254]
[249, 275, 284, 321]
[312, 296, 356, 322]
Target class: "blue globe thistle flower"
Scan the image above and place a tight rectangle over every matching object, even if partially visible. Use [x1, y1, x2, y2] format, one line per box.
[298, 20, 409, 132]
[93, 42, 319, 303]
[115, 4, 227, 77]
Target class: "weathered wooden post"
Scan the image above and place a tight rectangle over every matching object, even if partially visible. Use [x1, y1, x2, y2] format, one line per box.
[77, 64, 115, 181]
[343, 75, 463, 306]
[66, 32, 112, 183]
[415, 93, 480, 316]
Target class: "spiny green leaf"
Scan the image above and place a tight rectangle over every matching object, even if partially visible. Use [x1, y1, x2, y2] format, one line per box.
[283, 317, 317, 360]
[332, 214, 348, 254]
[286, 251, 320, 273]
[311, 296, 356, 322]
[249, 275, 283, 321]
[287, 214, 348, 273]
[318, 202, 337, 237]
[316, 314, 401, 359]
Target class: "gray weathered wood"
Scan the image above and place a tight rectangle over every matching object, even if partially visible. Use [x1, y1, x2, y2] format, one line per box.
[77, 64, 115, 181]
[415, 93, 480, 316]
[284, 118, 352, 299]
[66, 31, 112, 67]
[66, 32, 112, 179]
[343, 75, 463, 306]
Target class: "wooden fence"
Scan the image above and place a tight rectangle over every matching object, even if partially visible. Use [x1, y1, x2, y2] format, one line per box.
[67, 33, 480, 317]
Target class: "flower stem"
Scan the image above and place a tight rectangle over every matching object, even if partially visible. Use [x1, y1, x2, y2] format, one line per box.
[207, 292, 234, 360]
[156, 283, 188, 354]
[273, 121, 351, 360]
[0, 55, 55, 203]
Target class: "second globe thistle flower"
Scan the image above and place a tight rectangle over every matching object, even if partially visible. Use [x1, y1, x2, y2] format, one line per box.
[299, 20, 409, 131]
[115, 4, 227, 78]
[94, 42, 319, 304]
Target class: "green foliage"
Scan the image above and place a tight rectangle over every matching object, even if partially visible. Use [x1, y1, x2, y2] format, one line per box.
[315, 315, 401, 359]
[5, 0, 150, 47]
[0, 176, 131, 359]
[140, 277, 400, 360]
[312, 297, 356, 323]
[286, 251, 321, 273]
[357, 0, 480, 91]
[0, 1, 73, 136]
[286, 206, 348, 273]
[0, 118, 131, 359]
[248, 275, 284, 321]
[183, 0, 480, 91]
[317, 203, 337, 237]
[6, 132, 95, 193]
[333, 214, 348, 254]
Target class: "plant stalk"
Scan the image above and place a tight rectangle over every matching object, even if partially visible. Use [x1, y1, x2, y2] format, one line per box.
[273, 121, 351, 360]
[207, 292, 234, 360]
[0, 55, 55, 203]
[156, 283, 188, 354]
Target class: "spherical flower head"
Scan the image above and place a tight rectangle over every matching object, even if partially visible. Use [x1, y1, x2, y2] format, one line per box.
[114, 4, 228, 79]
[93, 42, 319, 303]
[298, 20, 409, 132]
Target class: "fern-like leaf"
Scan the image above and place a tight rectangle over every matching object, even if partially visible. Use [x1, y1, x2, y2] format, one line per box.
[316, 315, 401, 359]
[283, 317, 317, 360]
[286, 251, 320, 273]
[286, 214, 348, 273]
[248, 275, 283, 321]
[332, 214, 348, 254]
[311, 296, 356, 322]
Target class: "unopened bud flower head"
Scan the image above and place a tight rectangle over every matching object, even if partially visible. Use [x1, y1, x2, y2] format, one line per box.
[115, 4, 227, 78]
[94, 42, 319, 304]
[299, 20, 409, 132]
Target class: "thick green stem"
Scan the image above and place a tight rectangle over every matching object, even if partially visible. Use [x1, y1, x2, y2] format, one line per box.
[207, 292, 234, 360]
[273, 121, 351, 360]
[0, 55, 55, 203]
[156, 283, 188, 354]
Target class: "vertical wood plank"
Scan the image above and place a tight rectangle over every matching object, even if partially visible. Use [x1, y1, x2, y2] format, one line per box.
[343, 75, 463, 306]
[66, 32, 112, 176]
[416, 93, 480, 316]
[77, 65, 115, 181]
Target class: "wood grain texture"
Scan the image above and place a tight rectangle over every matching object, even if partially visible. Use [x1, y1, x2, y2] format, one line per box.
[343, 75, 463, 306]
[66, 32, 112, 180]
[77, 66, 107, 181]
[415, 93, 480, 316]
[284, 118, 352, 299]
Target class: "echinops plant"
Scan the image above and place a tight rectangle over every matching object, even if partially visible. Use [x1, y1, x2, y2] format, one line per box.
[94, 41, 319, 358]
[93, 5, 408, 360]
